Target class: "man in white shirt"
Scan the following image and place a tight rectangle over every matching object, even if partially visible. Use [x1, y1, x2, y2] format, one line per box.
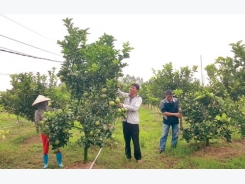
[117, 83, 143, 163]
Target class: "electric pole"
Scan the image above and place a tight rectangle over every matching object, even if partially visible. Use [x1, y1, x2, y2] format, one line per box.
[200, 55, 204, 87]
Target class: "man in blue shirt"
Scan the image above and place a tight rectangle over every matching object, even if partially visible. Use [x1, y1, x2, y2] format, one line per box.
[159, 89, 181, 153]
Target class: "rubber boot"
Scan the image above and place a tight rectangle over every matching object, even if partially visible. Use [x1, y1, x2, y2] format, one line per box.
[56, 153, 64, 167]
[43, 154, 48, 169]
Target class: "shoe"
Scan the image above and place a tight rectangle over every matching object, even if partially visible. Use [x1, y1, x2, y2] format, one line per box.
[159, 150, 164, 154]
[171, 144, 177, 148]
[136, 159, 142, 163]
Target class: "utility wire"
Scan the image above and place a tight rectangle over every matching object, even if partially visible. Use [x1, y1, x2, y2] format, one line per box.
[0, 46, 27, 55]
[0, 34, 62, 57]
[0, 46, 55, 59]
[0, 14, 56, 44]
[0, 47, 64, 63]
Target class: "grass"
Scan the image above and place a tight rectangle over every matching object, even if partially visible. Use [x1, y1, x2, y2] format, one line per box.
[1, 105, 245, 169]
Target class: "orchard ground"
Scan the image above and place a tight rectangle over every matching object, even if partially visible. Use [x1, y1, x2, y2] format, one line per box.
[1, 105, 245, 169]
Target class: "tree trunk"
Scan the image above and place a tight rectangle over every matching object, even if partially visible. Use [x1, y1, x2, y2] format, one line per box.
[206, 137, 210, 146]
[179, 116, 183, 130]
[16, 115, 20, 123]
[84, 146, 88, 163]
[178, 97, 183, 129]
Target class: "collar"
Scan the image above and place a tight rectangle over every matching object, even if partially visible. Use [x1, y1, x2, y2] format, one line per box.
[129, 94, 138, 98]
[166, 97, 176, 103]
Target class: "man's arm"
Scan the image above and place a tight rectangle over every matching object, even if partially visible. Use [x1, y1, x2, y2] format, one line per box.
[159, 100, 164, 110]
[120, 97, 142, 111]
[161, 101, 181, 118]
[117, 88, 129, 98]
[163, 111, 181, 118]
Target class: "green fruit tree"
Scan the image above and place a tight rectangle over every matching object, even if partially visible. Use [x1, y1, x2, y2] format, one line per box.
[181, 89, 234, 146]
[57, 18, 133, 163]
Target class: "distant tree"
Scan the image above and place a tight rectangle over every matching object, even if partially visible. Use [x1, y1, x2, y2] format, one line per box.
[118, 74, 144, 92]
[1, 67, 69, 122]
[141, 62, 200, 109]
[205, 40, 245, 101]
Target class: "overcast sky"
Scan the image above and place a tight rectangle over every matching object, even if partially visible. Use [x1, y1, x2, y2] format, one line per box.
[1, 14, 245, 91]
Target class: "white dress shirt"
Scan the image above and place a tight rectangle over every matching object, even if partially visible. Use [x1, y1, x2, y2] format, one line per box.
[117, 88, 142, 124]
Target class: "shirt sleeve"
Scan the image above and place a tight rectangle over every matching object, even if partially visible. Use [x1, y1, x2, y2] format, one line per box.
[117, 88, 129, 98]
[174, 98, 180, 109]
[123, 97, 142, 111]
[159, 100, 164, 110]
[160, 102, 167, 113]
[34, 110, 41, 124]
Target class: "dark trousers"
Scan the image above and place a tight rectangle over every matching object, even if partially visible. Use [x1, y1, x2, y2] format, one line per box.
[123, 121, 142, 160]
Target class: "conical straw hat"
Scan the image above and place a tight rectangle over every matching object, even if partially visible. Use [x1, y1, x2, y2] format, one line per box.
[32, 95, 51, 106]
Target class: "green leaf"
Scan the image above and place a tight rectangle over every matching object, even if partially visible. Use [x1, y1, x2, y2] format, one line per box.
[221, 113, 227, 119]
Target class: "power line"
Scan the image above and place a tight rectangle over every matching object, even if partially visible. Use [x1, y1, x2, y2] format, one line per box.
[0, 47, 64, 63]
[0, 14, 56, 44]
[0, 46, 28, 55]
[0, 48, 64, 63]
[0, 34, 62, 57]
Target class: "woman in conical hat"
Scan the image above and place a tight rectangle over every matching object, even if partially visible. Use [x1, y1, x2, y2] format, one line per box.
[33, 95, 64, 169]
[33, 95, 51, 133]
[32, 95, 51, 107]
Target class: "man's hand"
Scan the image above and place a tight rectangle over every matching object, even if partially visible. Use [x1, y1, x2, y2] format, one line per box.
[117, 83, 120, 88]
[118, 103, 123, 107]
[163, 112, 181, 117]
[175, 113, 181, 118]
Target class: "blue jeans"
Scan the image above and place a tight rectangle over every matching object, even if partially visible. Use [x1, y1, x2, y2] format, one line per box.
[159, 123, 179, 151]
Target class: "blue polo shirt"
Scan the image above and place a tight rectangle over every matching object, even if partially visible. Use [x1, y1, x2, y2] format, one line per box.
[159, 97, 179, 125]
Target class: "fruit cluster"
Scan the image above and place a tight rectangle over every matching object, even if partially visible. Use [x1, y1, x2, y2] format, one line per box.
[40, 108, 74, 153]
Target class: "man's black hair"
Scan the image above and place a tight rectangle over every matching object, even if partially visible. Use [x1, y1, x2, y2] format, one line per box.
[165, 89, 173, 95]
[131, 83, 140, 90]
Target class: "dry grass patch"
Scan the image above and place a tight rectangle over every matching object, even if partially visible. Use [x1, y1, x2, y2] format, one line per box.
[192, 140, 245, 160]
